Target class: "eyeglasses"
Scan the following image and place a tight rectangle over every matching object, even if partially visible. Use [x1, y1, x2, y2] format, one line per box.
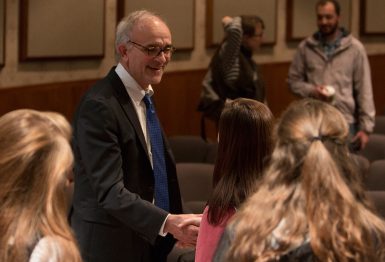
[128, 40, 176, 57]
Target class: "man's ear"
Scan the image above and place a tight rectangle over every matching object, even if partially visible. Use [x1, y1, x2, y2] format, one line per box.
[117, 44, 128, 59]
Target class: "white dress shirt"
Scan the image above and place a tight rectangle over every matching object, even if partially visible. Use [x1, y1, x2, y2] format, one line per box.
[115, 63, 169, 236]
[115, 63, 154, 166]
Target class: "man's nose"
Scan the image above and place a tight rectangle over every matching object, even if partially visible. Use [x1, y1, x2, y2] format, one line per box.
[155, 51, 168, 62]
[320, 17, 328, 24]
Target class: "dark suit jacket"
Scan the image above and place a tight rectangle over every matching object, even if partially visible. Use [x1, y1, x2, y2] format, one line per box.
[70, 67, 182, 262]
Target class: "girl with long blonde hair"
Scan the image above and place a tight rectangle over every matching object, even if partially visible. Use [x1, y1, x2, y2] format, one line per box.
[0, 109, 81, 262]
[214, 99, 385, 261]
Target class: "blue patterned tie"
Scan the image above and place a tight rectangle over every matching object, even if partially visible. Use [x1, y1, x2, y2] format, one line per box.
[143, 94, 170, 211]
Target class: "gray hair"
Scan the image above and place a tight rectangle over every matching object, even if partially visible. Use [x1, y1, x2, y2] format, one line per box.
[115, 10, 165, 62]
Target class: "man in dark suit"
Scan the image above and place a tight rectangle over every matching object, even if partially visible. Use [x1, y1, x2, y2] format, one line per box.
[70, 10, 201, 262]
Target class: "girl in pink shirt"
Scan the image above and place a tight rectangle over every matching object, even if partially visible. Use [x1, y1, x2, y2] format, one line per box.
[195, 98, 274, 262]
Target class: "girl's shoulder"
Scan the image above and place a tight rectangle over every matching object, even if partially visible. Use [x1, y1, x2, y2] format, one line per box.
[29, 236, 63, 262]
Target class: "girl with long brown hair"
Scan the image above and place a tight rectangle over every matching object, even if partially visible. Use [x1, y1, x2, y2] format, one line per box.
[195, 98, 274, 262]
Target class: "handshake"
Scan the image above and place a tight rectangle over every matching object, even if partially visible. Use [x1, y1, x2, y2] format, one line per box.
[164, 213, 202, 247]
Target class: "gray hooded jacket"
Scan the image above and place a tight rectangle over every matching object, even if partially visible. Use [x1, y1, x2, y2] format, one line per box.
[288, 29, 375, 133]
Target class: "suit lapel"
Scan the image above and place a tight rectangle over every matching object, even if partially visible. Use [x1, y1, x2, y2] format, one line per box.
[107, 68, 149, 156]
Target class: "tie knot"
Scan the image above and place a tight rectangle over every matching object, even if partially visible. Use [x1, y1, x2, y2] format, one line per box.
[143, 94, 155, 113]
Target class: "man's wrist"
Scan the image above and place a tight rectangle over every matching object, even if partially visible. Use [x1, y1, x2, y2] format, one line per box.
[159, 214, 170, 236]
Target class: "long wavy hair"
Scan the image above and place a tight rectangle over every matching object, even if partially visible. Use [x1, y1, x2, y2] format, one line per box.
[226, 99, 385, 261]
[0, 109, 81, 262]
[207, 98, 274, 225]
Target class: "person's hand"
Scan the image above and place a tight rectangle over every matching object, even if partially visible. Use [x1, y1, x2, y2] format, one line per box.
[221, 16, 233, 27]
[164, 214, 202, 247]
[353, 130, 369, 150]
[313, 85, 329, 101]
[175, 240, 196, 249]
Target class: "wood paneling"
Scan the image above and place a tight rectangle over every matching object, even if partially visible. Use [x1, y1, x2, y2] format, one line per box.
[369, 54, 385, 115]
[0, 79, 96, 121]
[154, 69, 206, 137]
[0, 54, 384, 140]
[260, 61, 297, 116]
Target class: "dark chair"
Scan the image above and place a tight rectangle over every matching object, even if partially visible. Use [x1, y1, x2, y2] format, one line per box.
[168, 135, 218, 164]
[366, 190, 385, 218]
[168, 163, 214, 262]
[205, 142, 218, 164]
[360, 134, 385, 162]
[373, 116, 385, 135]
[176, 163, 214, 214]
[168, 136, 208, 163]
[167, 246, 195, 262]
[364, 160, 385, 191]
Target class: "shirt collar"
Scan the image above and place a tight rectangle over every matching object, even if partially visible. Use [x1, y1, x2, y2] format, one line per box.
[115, 63, 154, 106]
[316, 28, 343, 47]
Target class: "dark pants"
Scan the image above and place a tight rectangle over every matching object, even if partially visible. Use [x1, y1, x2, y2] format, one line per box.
[349, 123, 360, 152]
[70, 210, 174, 262]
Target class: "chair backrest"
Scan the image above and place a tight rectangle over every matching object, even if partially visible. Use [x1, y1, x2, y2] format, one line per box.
[176, 163, 214, 213]
[373, 116, 385, 135]
[366, 190, 385, 218]
[168, 135, 218, 164]
[365, 160, 385, 191]
[360, 134, 385, 162]
[168, 136, 208, 163]
[205, 142, 218, 164]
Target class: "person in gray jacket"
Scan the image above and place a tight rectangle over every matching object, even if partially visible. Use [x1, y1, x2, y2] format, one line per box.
[288, 0, 375, 151]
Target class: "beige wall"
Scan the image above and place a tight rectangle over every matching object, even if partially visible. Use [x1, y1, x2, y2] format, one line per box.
[1, 0, 385, 88]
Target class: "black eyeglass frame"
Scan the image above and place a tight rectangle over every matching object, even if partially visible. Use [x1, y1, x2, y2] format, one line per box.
[127, 40, 176, 57]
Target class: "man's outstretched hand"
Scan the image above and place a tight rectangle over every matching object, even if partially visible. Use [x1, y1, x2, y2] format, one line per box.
[164, 214, 202, 247]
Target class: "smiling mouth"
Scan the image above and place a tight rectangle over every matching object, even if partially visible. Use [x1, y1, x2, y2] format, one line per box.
[148, 65, 164, 71]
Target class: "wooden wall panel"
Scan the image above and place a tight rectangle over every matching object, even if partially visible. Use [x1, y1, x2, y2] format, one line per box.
[0, 54, 384, 141]
[154, 69, 206, 137]
[117, 0, 195, 50]
[19, 0, 104, 61]
[0, 79, 96, 121]
[286, 0, 351, 41]
[260, 62, 297, 116]
[206, 0, 277, 46]
[360, 0, 385, 36]
[369, 54, 385, 115]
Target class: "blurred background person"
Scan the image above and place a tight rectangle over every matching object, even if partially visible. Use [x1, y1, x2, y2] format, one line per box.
[214, 99, 385, 261]
[288, 0, 375, 151]
[198, 15, 266, 139]
[195, 98, 274, 262]
[0, 109, 81, 262]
